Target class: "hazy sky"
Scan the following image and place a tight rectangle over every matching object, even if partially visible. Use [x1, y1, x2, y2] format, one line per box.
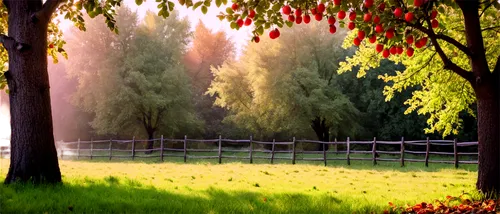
[58, 0, 254, 55]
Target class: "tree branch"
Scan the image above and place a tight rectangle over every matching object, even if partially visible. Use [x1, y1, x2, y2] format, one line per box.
[403, 21, 472, 56]
[31, 0, 64, 23]
[422, 19, 474, 83]
[0, 34, 30, 51]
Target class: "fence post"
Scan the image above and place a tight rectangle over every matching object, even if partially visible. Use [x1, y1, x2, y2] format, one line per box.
[346, 137, 351, 165]
[454, 138, 458, 168]
[372, 137, 377, 165]
[90, 138, 93, 160]
[271, 139, 276, 164]
[400, 137, 405, 167]
[132, 136, 136, 160]
[109, 139, 113, 160]
[218, 135, 222, 164]
[292, 137, 296, 164]
[425, 137, 430, 167]
[183, 135, 187, 163]
[323, 142, 327, 166]
[160, 135, 164, 162]
[249, 135, 253, 164]
[77, 138, 80, 160]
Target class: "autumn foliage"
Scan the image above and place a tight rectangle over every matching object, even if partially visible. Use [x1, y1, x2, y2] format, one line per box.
[385, 195, 498, 214]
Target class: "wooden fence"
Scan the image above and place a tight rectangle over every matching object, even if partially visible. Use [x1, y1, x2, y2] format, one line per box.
[37, 136, 479, 168]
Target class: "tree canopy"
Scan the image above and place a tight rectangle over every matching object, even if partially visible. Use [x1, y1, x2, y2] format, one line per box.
[65, 7, 199, 140]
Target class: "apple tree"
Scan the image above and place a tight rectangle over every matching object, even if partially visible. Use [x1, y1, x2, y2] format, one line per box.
[195, 0, 498, 193]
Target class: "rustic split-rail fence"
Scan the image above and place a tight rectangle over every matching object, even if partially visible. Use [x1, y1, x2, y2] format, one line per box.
[0, 136, 476, 168]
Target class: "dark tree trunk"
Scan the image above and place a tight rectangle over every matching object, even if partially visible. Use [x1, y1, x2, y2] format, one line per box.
[474, 74, 500, 193]
[311, 117, 330, 151]
[145, 130, 155, 154]
[4, 0, 61, 184]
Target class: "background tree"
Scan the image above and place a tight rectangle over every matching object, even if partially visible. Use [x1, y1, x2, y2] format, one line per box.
[66, 8, 199, 150]
[183, 22, 235, 138]
[208, 21, 361, 147]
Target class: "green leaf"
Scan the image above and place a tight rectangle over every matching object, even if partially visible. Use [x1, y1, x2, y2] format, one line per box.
[193, 1, 203, 10]
[135, 0, 143, 5]
[204, 0, 210, 6]
[226, 7, 234, 14]
[222, 0, 227, 5]
[285, 21, 293, 27]
[179, 0, 186, 6]
[256, 26, 264, 35]
[272, 4, 281, 12]
[216, 0, 221, 7]
[230, 22, 238, 29]
[168, 1, 175, 10]
[201, 5, 208, 14]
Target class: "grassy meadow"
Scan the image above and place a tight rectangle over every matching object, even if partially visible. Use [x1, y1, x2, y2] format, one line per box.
[0, 159, 478, 213]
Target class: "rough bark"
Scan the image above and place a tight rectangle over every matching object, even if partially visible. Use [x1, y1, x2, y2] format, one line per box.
[311, 117, 330, 151]
[4, 0, 61, 184]
[456, 0, 500, 193]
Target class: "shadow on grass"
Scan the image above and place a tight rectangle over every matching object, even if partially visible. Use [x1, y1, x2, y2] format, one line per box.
[0, 176, 384, 214]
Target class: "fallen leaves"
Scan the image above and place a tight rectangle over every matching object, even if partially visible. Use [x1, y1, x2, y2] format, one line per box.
[386, 194, 498, 213]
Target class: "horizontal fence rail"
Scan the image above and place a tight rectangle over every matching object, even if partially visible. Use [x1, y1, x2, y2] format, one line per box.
[0, 136, 479, 168]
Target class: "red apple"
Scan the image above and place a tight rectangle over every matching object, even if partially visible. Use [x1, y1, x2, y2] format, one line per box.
[282, 5, 291, 15]
[394, 7, 403, 18]
[385, 28, 394, 39]
[311, 8, 317, 15]
[232, 3, 239, 11]
[375, 24, 384, 33]
[338, 10, 346, 19]
[376, 44, 384, 53]
[390, 46, 397, 55]
[348, 22, 355, 30]
[244, 18, 252, 26]
[329, 25, 337, 34]
[295, 8, 302, 16]
[378, 2, 385, 11]
[334, 0, 341, 6]
[315, 13, 323, 21]
[254, 36, 260, 43]
[249, 9, 256, 19]
[358, 30, 365, 40]
[236, 18, 244, 27]
[296, 15, 302, 24]
[369, 34, 377, 43]
[364, 0, 373, 8]
[406, 47, 414, 57]
[353, 37, 361, 46]
[406, 35, 414, 44]
[414, 0, 423, 7]
[328, 16, 336, 25]
[430, 10, 438, 19]
[304, 14, 311, 24]
[405, 12, 414, 22]
[288, 15, 295, 22]
[317, 3, 326, 13]
[397, 46, 403, 54]
[363, 13, 372, 22]
[373, 15, 380, 24]
[49, 43, 54, 48]
[431, 19, 439, 28]
[349, 11, 356, 21]
[383, 49, 390, 58]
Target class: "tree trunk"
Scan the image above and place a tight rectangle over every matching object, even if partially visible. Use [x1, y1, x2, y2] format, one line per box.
[311, 117, 330, 151]
[4, 0, 61, 184]
[475, 75, 500, 193]
[145, 131, 155, 154]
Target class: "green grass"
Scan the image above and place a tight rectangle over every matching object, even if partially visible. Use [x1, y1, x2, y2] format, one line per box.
[0, 159, 478, 214]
